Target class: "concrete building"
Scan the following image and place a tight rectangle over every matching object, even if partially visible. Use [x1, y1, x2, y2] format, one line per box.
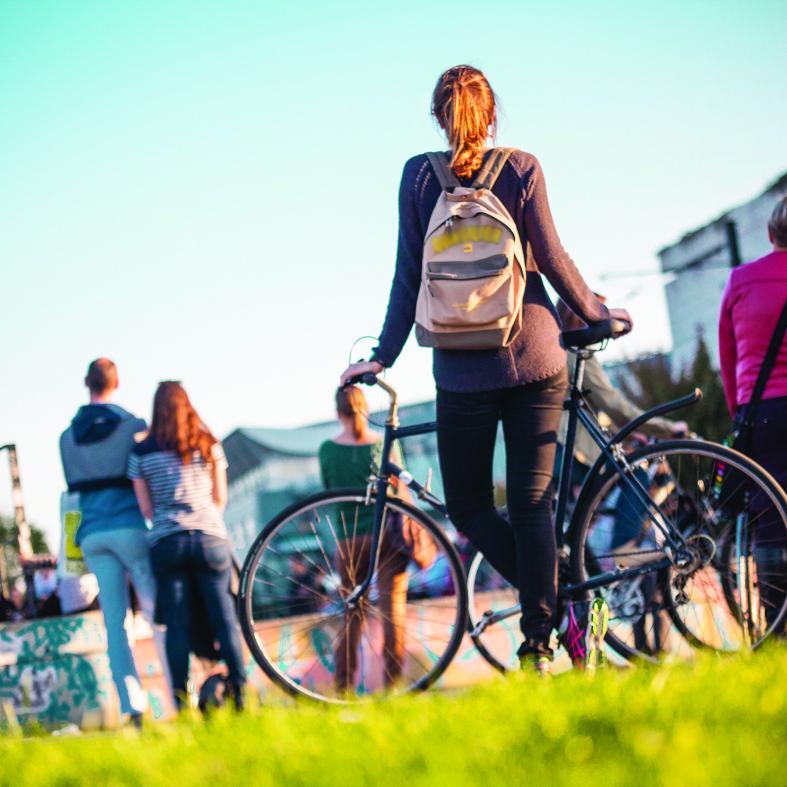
[658, 173, 787, 374]
[222, 401, 509, 555]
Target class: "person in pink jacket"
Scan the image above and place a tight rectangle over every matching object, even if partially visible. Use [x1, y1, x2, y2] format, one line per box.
[719, 197, 787, 417]
[718, 194, 787, 635]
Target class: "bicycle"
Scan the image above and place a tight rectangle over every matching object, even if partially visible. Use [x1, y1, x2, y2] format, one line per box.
[469, 322, 787, 669]
[238, 319, 787, 702]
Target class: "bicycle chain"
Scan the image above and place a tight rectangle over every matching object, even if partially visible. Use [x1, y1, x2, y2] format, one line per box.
[601, 549, 664, 559]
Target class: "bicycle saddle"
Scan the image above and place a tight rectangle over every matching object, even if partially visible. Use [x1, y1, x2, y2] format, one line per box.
[561, 318, 631, 349]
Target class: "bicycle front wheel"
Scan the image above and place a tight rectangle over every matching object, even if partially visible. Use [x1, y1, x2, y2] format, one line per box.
[238, 490, 467, 703]
[569, 440, 787, 660]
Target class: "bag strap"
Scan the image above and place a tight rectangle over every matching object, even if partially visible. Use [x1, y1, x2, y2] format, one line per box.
[426, 152, 461, 191]
[742, 298, 787, 425]
[471, 147, 513, 190]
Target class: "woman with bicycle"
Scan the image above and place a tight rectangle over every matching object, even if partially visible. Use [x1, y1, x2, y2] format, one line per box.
[342, 65, 631, 674]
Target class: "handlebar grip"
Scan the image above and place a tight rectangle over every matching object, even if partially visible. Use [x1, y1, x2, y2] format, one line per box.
[345, 372, 379, 387]
[609, 318, 632, 338]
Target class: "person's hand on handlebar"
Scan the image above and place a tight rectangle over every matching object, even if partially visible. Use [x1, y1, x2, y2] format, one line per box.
[340, 360, 384, 386]
[607, 307, 634, 336]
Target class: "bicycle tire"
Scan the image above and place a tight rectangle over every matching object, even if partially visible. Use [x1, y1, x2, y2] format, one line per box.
[568, 439, 787, 659]
[465, 549, 520, 673]
[238, 489, 468, 703]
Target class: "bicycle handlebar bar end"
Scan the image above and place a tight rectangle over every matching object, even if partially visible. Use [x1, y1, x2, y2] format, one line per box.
[609, 318, 632, 339]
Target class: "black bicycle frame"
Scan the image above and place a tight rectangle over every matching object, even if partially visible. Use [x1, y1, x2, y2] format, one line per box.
[348, 356, 700, 603]
[554, 351, 700, 557]
[346, 393, 445, 604]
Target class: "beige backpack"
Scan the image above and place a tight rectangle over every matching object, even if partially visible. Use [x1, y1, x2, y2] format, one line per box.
[415, 148, 526, 350]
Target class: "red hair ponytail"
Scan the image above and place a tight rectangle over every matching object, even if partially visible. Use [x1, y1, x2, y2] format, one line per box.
[431, 65, 497, 180]
[150, 382, 217, 465]
[335, 386, 368, 441]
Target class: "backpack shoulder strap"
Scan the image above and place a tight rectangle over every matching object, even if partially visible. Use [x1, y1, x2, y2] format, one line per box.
[743, 298, 787, 423]
[426, 152, 460, 191]
[472, 147, 514, 190]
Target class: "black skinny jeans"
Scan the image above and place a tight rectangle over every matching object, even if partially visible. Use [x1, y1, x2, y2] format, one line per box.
[437, 369, 567, 654]
[744, 395, 787, 635]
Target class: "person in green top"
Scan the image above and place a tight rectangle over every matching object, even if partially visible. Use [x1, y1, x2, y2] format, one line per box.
[318, 385, 409, 690]
[318, 403, 404, 536]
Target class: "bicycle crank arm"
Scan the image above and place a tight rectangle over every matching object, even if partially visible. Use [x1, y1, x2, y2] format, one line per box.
[470, 605, 521, 637]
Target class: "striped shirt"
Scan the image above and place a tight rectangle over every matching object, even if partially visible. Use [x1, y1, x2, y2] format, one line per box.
[128, 437, 228, 545]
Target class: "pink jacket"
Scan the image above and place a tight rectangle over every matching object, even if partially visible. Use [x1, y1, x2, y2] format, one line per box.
[718, 250, 787, 416]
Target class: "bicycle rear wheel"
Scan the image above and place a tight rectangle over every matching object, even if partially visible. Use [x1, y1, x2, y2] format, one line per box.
[238, 489, 467, 703]
[569, 440, 787, 660]
[466, 549, 520, 672]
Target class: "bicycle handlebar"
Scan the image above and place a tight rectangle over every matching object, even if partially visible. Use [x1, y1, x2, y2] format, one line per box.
[344, 372, 399, 420]
[345, 316, 633, 400]
[561, 318, 632, 349]
[344, 372, 380, 387]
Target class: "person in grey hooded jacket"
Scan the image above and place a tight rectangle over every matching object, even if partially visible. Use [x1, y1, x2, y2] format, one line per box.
[60, 358, 166, 724]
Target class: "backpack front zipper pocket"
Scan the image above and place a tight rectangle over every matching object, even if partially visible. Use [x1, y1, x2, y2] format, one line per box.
[425, 255, 514, 327]
[426, 254, 508, 281]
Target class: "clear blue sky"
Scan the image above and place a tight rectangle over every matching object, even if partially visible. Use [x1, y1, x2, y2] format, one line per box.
[1, 0, 785, 548]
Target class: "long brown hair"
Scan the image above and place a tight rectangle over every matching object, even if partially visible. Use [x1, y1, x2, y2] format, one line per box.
[335, 386, 367, 441]
[431, 65, 497, 179]
[150, 381, 217, 465]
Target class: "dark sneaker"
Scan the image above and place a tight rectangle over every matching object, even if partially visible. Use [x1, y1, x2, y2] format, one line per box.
[230, 683, 246, 712]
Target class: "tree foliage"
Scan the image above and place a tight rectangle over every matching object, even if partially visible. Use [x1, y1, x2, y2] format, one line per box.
[0, 515, 51, 586]
[616, 335, 730, 443]
[0, 515, 49, 555]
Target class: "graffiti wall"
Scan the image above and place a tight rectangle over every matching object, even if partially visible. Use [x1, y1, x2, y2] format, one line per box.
[0, 598, 521, 728]
[0, 612, 118, 729]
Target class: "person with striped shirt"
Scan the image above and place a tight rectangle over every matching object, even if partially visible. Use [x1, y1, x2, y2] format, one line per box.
[129, 381, 246, 709]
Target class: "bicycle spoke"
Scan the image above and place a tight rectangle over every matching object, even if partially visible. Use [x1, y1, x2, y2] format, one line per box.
[307, 514, 339, 579]
[324, 513, 347, 563]
[573, 442, 787, 659]
[253, 566, 334, 605]
[240, 492, 466, 702]
[364, 606, 442, 681]
[254, 609, 344, 643]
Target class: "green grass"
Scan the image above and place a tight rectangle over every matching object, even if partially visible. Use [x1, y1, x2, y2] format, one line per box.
[2, 648, 785, 787]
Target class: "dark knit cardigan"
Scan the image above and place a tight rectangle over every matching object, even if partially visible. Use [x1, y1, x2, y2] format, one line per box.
[373, 149, 609, 392]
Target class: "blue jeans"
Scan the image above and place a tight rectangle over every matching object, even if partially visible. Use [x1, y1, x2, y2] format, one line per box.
[81, 528, 164, 716]
[151, 531, 246, 705]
